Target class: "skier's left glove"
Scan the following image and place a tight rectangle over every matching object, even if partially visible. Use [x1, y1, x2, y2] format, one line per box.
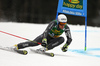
[41, 38, 47, 47]
[62, 43, 69, 52]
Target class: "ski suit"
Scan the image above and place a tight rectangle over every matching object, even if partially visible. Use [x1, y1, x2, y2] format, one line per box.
[17, 20, 72, 50]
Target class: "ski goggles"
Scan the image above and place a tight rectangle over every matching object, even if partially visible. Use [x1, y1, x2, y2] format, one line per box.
[59, 22, 66, 25]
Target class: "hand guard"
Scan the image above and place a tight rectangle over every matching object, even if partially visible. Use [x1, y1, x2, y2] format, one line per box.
[62, 44, 68, 52]
[41, 38, 47, 47]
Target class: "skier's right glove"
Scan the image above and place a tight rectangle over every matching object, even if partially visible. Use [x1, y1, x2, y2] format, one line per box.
[41, 38, 47, 47]
[62, 43, 69, 52]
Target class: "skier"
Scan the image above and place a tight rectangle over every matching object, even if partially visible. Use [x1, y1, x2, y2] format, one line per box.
[13, 14, 72, 52]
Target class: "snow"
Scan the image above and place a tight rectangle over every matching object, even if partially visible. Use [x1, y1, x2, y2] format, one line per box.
[0, 22, 100, 66]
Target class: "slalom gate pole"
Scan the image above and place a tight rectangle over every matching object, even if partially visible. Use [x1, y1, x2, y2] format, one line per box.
[0, 30, 41, 45]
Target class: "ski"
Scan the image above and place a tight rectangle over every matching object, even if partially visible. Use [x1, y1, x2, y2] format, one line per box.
[0, 46, 28, 55]
[30, 49, 54, 57]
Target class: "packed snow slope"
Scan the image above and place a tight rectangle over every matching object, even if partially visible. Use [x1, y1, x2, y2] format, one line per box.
[0, 22, 100, 66]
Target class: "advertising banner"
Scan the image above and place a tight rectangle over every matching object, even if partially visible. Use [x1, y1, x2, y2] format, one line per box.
[57, 0, 87, 17]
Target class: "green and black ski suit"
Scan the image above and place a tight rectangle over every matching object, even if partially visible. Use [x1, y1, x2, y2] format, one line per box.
[17, 20, 72, 50]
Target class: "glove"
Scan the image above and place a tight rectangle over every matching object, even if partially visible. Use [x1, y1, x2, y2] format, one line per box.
[41, 38, 47, 47]
[62, 44, 68, 52]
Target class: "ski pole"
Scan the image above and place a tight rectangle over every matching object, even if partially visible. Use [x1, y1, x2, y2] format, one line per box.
[0, 30, 41, 45]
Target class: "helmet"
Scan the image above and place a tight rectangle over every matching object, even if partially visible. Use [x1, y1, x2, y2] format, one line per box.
[57, 14, 67, 23]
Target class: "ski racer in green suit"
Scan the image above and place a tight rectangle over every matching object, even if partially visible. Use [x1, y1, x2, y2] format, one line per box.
[14, 14, 72, 52]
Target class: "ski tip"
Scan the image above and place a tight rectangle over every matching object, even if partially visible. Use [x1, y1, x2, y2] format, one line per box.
[23, 50, 28, 55]
[50, 53, 54, 57]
